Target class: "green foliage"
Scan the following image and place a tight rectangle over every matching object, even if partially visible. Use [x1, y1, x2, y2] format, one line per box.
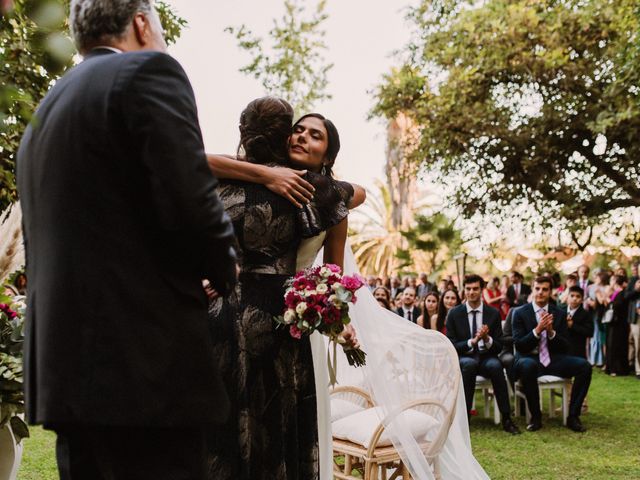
[372, 0, 640, 231]
[397, 212, 463, 275]
[226, 0, 333, 115]
[0, 0, 186, 211]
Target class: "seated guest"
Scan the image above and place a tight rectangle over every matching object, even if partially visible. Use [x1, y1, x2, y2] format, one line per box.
[564, 286, 593, 359]
[434, 288, 461, 334]
[417, 292, 439, 329]
[446, 275, 520, 434]
[512, 276, 592, 432]
[397, 286, 420, 323]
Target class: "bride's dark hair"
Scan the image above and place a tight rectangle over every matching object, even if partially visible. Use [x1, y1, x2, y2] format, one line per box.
[293, 113, 340, 176]
[238, 97, 294, 165]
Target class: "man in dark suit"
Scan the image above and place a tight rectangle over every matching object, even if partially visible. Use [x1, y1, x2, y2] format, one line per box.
[396, 286, 420, 323]
[625, 262, 640, 379]
[16, 1, 238, 478]
[446, 275, 520, 434]
[564, 286, 594, 358]
[512, 277, 592, 433]
[507, 271, 531, 307]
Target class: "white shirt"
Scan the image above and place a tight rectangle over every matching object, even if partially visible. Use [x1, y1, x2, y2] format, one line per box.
[532, 302, 556, 340]
[466, 303, 493, 352]
[402, 306, 414, 321]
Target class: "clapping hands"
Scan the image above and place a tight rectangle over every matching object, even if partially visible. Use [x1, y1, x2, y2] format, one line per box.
[535, 312, 555, 336]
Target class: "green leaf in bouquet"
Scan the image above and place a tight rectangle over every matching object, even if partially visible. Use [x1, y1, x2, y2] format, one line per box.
[336, 290, 352, 303]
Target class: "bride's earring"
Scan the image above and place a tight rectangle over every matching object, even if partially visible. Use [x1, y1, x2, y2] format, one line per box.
[321, 165, 327, 175]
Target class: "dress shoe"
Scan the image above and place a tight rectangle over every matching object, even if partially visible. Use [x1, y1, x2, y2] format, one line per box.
[502, 418, 521, 435]
[567, 416, 587, 433]
[526, 416, 542, 432]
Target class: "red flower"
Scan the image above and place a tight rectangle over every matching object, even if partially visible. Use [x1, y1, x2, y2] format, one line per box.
[285, 291, 301, 308]
[290, 324, 303, 339]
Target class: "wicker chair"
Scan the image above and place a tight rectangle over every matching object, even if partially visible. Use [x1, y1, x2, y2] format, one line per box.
[330, 336, 460, 480]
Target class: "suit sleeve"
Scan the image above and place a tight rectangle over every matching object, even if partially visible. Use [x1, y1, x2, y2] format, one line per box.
[122, 53, 237, 295]
[571, 310, 594, 338]
[487, 309, 503, 354]
[445, 309, 472, 355]
[512, 308, 539, 354]
[625, 278, 640, 301]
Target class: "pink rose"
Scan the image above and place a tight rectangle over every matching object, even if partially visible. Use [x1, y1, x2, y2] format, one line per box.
[341, 275, 363, 291]
[326, 264, 341, 274]
[290, 324, 303, 339]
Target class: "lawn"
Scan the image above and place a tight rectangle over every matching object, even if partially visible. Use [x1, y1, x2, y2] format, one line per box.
[16, 370, 640, 479]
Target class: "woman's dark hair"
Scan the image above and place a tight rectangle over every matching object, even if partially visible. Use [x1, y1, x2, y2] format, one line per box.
[613, 274, 627, 287]
[436, 288, 461, 332]
[377, 297, 392, 310]
[372, 286, 391, 303]
[239, 97, 294, 165]
[293, 113, 340, 176]
[421, 292, 440, 328]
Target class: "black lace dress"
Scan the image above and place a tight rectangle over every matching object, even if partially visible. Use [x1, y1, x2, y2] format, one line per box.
[206, 173, 352, 480]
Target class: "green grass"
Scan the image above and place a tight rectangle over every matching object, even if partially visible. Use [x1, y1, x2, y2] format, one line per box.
[15, 370, 640, 479]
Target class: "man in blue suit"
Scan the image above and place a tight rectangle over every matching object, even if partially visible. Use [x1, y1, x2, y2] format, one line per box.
[512, 276, 592, 432]
[446, 275, 520, 434]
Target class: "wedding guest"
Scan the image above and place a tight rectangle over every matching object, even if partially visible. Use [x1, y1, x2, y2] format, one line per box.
[446, 275, 519, 434]
[366, 275, 377, 292]
[17, 1, 239, 477]
[564, 287, 593, 359]
[507, 271, 531, 307]
[577, 265, 591, 296]
[408, 276, 418, 290]
[434, 288, 461, 335]
[437, 278, 448, 295]
[389, 275, 403, 299]
[512, 277, 592, 432]
[557, 274, 578, 309]
[417, 272, 434, 298]
[588, 271, 609, 367]
[401, 276, 411, 289]
[605, 275, 630, 376]
[499, 308, 515, 380]
[373, 286, 391, 306]
[417, 292, 439, 329]
[625, 263, 640, 379]
[397, 287, 420, 323]
[393, 291, 403, 310]
[483, 277, 503, 311]
[376, 296, 392, 310]
[499, 274, 511, 320]
[13, 273, 27, 295]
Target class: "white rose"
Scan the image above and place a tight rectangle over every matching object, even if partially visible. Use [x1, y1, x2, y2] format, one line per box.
[284, 309, 297, 324]
[296, 302, 308, 315]
[331, 283, 341, 291]
[316, 283, 329, 294]
[320, 267, 331, 277]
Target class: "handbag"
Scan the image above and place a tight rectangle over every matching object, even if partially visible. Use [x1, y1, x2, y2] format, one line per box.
[602, 305, 614, 324]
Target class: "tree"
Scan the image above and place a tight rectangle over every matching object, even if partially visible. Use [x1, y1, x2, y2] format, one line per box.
[0, 0, 186, 210]
[396, 212, 463, 277]
[372, 0, 640, 234]
[226, 0, 332, 114]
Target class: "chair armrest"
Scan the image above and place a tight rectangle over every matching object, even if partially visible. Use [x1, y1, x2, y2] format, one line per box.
[330, 386, 374, 408]
[366, 399, 448, 457]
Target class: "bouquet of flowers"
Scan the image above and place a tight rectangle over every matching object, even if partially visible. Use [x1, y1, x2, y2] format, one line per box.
[0, 293, 28, 443]
[275, 264, 366, 383]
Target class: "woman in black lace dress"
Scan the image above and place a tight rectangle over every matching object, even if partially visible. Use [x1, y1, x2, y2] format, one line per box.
[206, 98, 356, 480]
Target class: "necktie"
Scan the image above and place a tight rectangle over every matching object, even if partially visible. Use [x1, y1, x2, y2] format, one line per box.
[516, 284, 520, 300]
[471, 310, 479, 338]
[537, 309, 551, 367]
[407, 310, 412, 322]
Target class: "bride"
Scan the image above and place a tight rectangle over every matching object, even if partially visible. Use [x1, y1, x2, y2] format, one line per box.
[208, 97, 488, 479]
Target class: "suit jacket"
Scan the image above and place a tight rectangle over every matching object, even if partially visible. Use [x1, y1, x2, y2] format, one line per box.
[625, 276, 640, 325]
[565, 305, 593, 358]
[397, 306, 421, 323]
[511, 303, 569, 360]
[17, 50, 238, 427]
[507, 283, 532, 307]
[499, 308, 514, 356]
[445, 303, 503, 358]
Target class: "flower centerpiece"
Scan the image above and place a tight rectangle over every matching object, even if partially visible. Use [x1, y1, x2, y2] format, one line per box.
[0, 293, 28, 443]
[275, 264, 366, 384]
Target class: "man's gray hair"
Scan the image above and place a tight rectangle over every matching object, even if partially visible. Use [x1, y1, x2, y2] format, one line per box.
[70, 0, 154, 52]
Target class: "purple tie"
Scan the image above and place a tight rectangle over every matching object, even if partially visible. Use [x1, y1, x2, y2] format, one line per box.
[537, 309, 551, 367]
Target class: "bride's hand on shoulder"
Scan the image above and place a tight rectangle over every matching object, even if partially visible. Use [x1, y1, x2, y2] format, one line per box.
[264, 167, 315, 208]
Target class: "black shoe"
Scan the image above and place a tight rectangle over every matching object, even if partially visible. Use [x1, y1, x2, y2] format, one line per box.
[567, 416, 587, 433]
[526, 416, 542, 432]
[502, 417, 521, 435]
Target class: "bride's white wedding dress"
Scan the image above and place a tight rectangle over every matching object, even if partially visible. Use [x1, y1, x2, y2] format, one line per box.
[297, 238, 489, 480]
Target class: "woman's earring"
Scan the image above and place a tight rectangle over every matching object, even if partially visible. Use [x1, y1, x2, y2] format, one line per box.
[321, 165, 327, 175]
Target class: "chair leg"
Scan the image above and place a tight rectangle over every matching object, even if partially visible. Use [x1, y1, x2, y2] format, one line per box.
[549, 387, 556, 418]
[484, 388, 491, 418]
[563, 384, 570, 426]
[493, 396, 501, 425]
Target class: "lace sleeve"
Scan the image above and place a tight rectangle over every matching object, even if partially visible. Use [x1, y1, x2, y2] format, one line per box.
[297, 173, 354, 238]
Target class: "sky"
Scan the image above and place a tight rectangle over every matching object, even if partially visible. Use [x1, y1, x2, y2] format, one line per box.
[165, 0, 413, 192]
